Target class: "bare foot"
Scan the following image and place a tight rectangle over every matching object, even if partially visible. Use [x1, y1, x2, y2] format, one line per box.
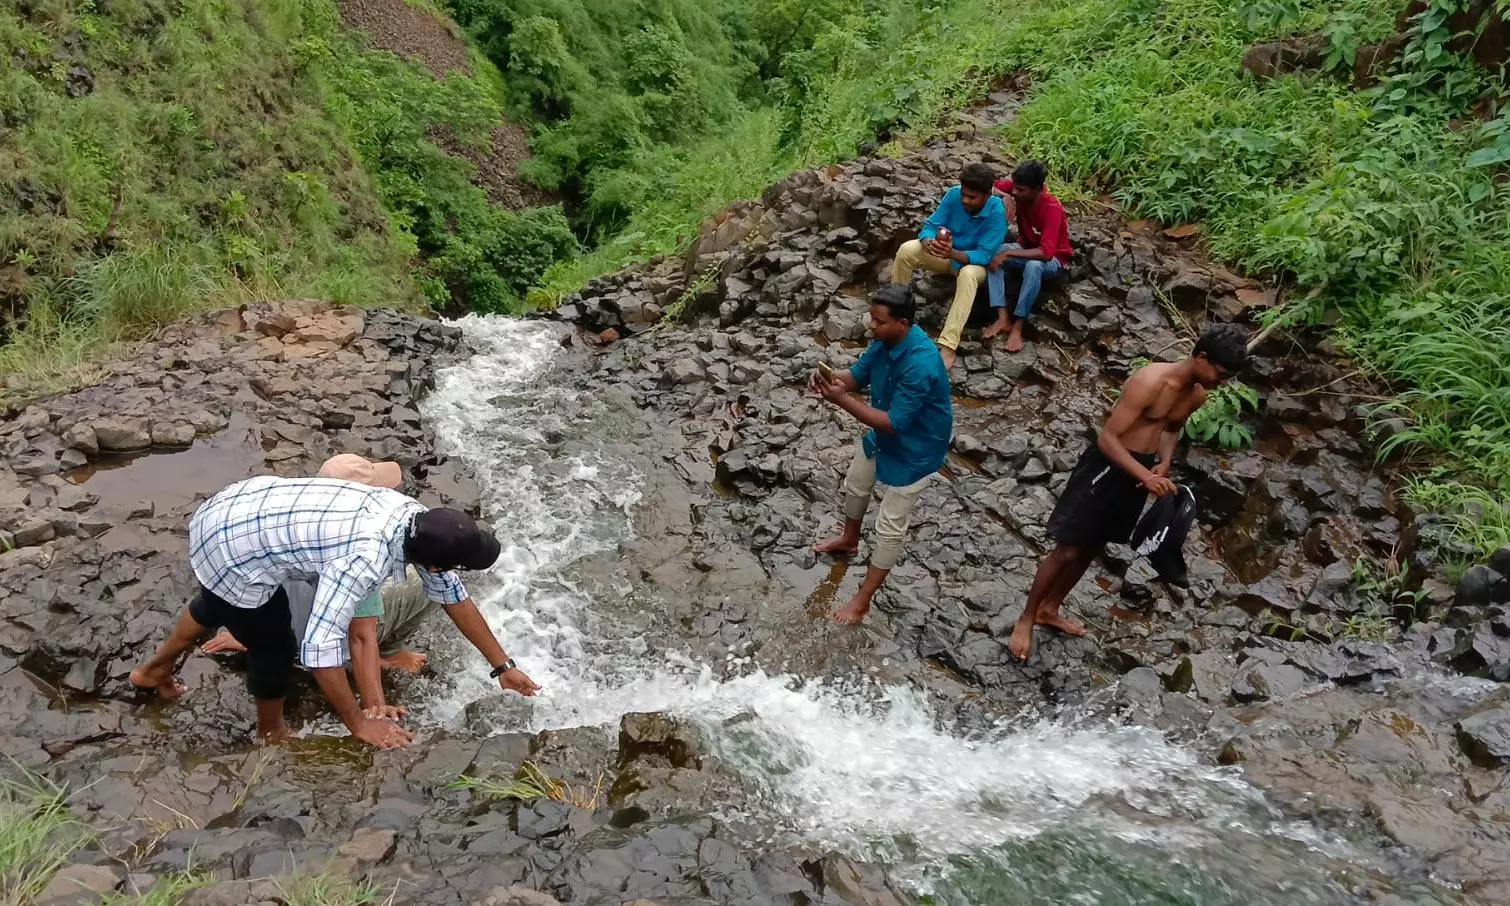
[1036, 605, 1086, 637]
[1007, 618, 1035, 660]
[832, 596, 871, 625]
[940, 346, 958, 369]
[257, 723, 294, 745]
[1005, 323, 1026, 353]
[201, 629, 246, 655]
[981, 313, 1010, 339]
[129, 664, 187, 700]
[814, 535, 860, 556]
[380, 649, 428, 673]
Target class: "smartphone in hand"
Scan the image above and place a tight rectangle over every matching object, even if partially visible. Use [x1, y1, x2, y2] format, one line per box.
[816, 361, 835, 382]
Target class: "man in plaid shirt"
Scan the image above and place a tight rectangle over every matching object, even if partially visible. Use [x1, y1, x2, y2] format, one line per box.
[130, 470, 539, 748]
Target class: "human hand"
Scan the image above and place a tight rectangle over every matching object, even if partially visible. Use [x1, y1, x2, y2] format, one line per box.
[362, 703, 406, 721]
[989, 250, 1010, 271]
[1153, 460, 1171, 479]
[816, 377, 847, 402]
[1141, 473, 1177, 497]
[354, 717, 414, 749]
[499, 668, 542, 696]
[925, 238, 952, 259]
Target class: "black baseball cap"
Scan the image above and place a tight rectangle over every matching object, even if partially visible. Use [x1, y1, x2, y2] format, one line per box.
[408, 507, 501, 571]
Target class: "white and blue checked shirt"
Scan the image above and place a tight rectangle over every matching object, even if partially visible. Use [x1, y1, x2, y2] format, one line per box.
[188, 476, 469, 669]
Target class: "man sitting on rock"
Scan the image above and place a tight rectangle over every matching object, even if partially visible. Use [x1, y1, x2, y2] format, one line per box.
[983, 160, 1075, 353]
[200, 454, 436, 721]
[890, 162, 1007, 370]
[811, 285, 954, 624]
[1010, 324, 1249, 660]
[129, 471, 541, 748]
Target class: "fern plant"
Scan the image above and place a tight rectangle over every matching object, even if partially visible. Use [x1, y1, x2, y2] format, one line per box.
[1185, 381, 1260, 449]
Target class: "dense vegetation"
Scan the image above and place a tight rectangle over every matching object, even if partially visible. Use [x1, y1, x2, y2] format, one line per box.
[0, 0, 575, 390]
[2, 0, 1506, 548]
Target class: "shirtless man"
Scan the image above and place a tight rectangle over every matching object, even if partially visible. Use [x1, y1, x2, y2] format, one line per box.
[1008, 324, 1249, 660]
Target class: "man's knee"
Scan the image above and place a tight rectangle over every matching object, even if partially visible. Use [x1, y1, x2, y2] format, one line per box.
[893, 239, 925, 276]
[245, 647, 293, 700]
[958, 264, 986, 286]
[1023, 259, 1044, 277]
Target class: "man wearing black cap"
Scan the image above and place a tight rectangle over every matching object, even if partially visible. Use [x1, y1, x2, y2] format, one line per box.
[129, 475, 539, 748]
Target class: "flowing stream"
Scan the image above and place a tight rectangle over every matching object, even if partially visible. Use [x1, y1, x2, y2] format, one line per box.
[418, 317, 1448, 905]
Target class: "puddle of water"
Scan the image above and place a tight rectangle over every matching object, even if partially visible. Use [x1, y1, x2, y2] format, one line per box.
[65, 413, 263, 516]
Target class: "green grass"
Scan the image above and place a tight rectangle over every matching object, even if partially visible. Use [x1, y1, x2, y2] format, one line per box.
[275, 872, 389, 906]
[0, 0, 417, 393]
[451, 760, 603, 808]
[0, 772, 94, 902]
[0, 0, 576, 397]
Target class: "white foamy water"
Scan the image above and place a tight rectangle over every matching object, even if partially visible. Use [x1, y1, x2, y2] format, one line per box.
[418, 316, 1384, 898]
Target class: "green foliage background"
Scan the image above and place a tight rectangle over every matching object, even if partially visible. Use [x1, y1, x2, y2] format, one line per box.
[2, 0, 1508, 548]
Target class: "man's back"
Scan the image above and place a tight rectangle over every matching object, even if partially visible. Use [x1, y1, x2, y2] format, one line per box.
[189, 476, 418, 606]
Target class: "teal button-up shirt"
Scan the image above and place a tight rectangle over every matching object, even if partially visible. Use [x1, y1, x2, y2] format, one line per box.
[849, 325, 954, 486]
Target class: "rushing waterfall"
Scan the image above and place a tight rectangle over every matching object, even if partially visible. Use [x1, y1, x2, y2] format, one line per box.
[418, 316, 1445, 904]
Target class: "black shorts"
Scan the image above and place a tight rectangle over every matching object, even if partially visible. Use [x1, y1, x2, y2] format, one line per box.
[1046, 445, 1158, 548]
[189, 585, 296, 701]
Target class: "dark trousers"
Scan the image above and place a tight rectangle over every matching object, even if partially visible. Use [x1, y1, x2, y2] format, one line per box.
[188, 585, 296, 700]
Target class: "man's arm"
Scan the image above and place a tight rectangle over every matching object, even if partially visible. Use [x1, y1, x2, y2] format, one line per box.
[1153, 428, 1179, 478]
[348, 617, 401, 718]
[439, 598, 541, 695]
[999, 245, 1052, 262]
[1097, 371, 1175, 495]
[1154, 386, 1206, 477]
[919, 192, 951, 241]
[302, 562, 412, 747]
[417, 567, 539, 694]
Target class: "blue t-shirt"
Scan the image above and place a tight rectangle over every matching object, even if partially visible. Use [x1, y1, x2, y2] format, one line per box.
[850, 325, 954, 486]
[918, 187, 1008, 269]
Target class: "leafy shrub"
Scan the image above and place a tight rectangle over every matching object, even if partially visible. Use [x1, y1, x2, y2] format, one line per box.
[299, 0, 578, 313]
[1185, 382, 1261, 450]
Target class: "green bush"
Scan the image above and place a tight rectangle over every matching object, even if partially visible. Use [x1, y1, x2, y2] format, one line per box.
[297, 1, 579, 313]
[0, 0, 415, 388]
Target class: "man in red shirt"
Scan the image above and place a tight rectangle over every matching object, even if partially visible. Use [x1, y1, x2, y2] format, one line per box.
[985, 160, 1074, 352]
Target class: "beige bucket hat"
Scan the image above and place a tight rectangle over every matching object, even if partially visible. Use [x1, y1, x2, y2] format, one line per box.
[317, 453, 403, 489]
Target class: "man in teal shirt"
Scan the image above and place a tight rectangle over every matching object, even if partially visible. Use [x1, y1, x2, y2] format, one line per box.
[812, 286, 954, 624]
[891, 162, 1008, 369]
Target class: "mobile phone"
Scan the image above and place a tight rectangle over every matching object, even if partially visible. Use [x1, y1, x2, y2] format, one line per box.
[816, 361, 835, 382]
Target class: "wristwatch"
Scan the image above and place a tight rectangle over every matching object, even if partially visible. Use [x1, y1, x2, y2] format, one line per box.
[489, 658, 517, 678]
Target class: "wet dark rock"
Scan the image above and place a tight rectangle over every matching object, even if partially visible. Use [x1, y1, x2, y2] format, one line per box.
[1456, 566, 1509, 608]
[1489, 545, 1510, 580]
[1456, 707, 1510, 767]
[1230, 661, 1308, 702]
[1442, 623, 1510, 678]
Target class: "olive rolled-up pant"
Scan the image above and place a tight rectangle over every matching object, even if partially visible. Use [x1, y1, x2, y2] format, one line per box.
[841, 439, 932, 570]
[891, 239, 986, 352]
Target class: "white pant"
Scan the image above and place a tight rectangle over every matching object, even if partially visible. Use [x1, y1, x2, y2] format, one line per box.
[842, 439, 932, 570]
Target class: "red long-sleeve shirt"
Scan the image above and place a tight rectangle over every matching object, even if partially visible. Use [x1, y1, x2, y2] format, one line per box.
[996, 179, 1074, 265]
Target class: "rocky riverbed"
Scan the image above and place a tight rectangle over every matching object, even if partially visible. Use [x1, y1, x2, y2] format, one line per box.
[3, 97, 1510, 904]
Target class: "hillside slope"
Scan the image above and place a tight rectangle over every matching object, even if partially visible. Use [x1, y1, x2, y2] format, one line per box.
[0, 0, 574, 396]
